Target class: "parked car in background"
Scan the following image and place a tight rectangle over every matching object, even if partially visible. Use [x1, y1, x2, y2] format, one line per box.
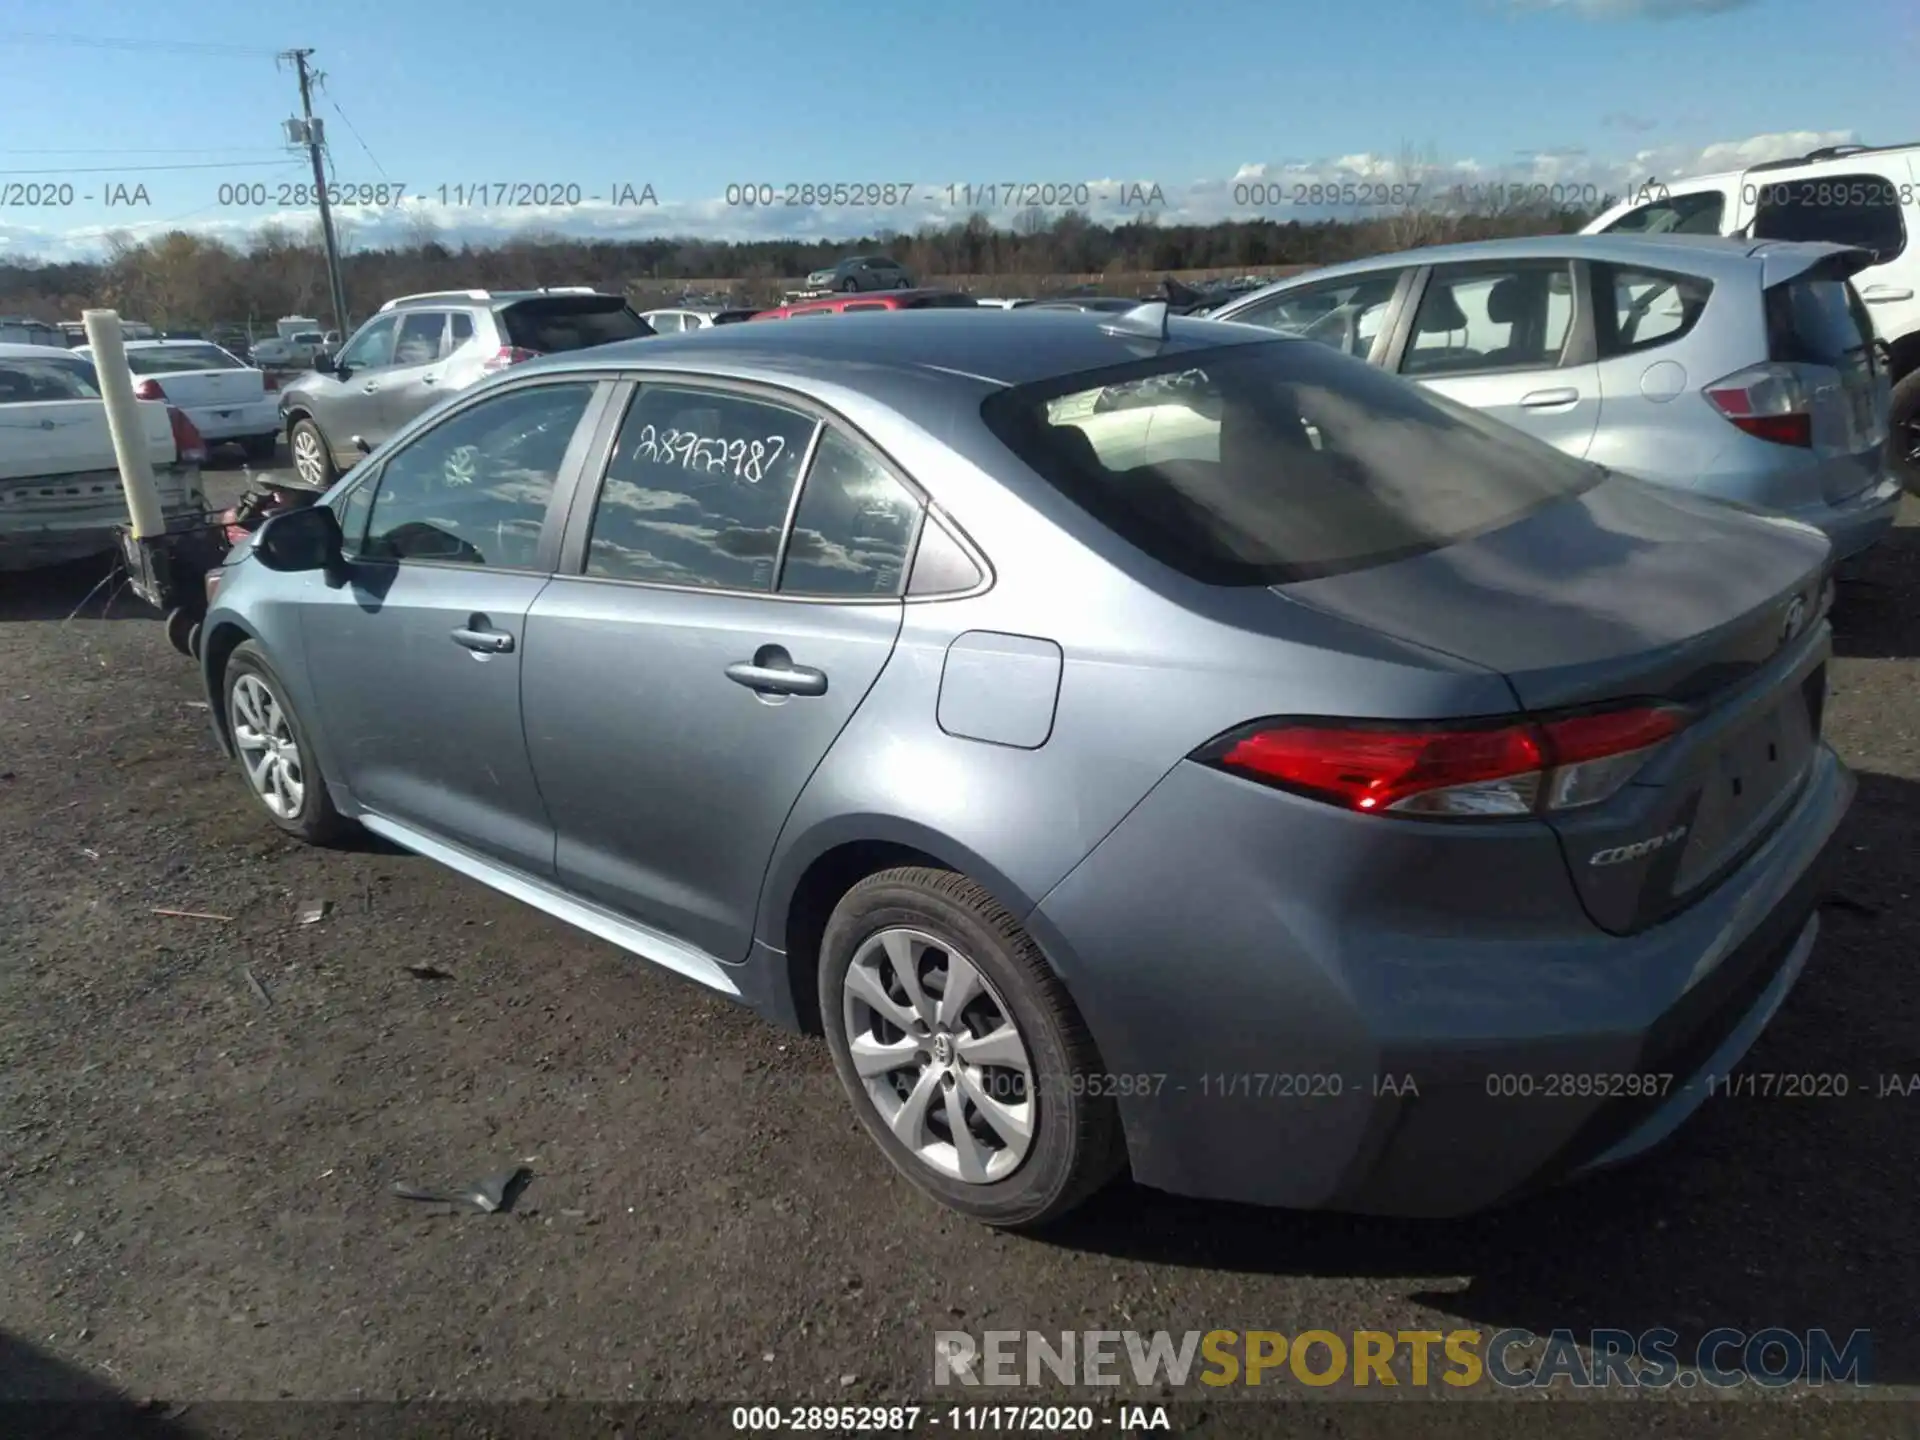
[640, 306, 759, 332]
[970, 298, 1031, 310]
[750, 290, 980, 320]
[1020, 297, 1146, 313]
[76, 339, 279, 463]
[277, 288, 655, 488]
[802, 255, 916, 293]
[202, 309, 1848, 1228]
[0, 317, 63, 347]
[1583, 141, 1920, 492]
[0, 342, 206, 569]
[1209, 234, 1900, 560]
[252, 331, 329, 370]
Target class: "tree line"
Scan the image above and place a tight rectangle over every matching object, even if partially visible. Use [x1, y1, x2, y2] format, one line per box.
[0, 199, 1603, 333]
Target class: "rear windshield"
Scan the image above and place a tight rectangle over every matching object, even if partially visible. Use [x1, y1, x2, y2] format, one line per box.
[906, 293, 980, 309]
[500, 296, 654, 352]
[127, 344, 244, 374]
[0, 355, 102, 402]
[981, 339, 1603, 585]
[1766, 277, 1876, 371]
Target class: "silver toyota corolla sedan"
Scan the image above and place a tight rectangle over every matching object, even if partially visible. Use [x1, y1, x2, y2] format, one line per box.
[198, 307, 1852, 1228]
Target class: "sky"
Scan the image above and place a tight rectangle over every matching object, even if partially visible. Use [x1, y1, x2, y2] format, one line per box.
[1, 0, 1914, 260]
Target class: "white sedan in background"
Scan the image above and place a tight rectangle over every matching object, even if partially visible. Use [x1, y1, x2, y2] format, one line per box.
[77, 339, 280, 462]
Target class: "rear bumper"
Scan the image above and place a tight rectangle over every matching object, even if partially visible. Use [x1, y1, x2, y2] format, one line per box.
[1029, 741, 1854, 1216]
[0, 470, 207, 571]
[182, 399, 279, 441]
[1779, 472, 1903, 562]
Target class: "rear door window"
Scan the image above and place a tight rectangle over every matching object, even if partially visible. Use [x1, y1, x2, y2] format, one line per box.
[981, 339, 1601, 585]
[1593, 264, 1714, 355]
[778, 429, 922, 598]
[1402, 263, 1576, 377]
[1751, 172, 1907, 260]
[394, 311, 449, 367]
[500, 297, 653, 353]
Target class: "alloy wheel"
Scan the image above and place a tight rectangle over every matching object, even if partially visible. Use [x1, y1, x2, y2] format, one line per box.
[841, 927, 1036, 1184]
[292, 426, 326, 486]
[229, 673, 306, 818]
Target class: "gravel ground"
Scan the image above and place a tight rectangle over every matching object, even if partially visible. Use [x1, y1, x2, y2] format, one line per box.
[2, 453, 1917, 1429]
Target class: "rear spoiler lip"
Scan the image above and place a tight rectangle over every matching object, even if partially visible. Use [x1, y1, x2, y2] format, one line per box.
[1741, 239, 1878, 287]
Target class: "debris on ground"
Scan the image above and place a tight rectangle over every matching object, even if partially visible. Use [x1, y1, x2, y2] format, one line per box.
[241, 967, 272, 1008]
[405, 964, 454, 981]
[1821, 891, 1882, 917]
[153, 908, 233, 922]
[298, 900, 331, 926]
[391, 1166, 530, 1214]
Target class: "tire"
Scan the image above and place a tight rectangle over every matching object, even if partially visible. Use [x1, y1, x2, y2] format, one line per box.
[242, 433, 278, 464]
[1890, 369, 1920, 497]
[840, 276, 860, 293]
[288, 417, 338, 489]
[221, 640, 351, 845]
[819, 866, 1125, 1229]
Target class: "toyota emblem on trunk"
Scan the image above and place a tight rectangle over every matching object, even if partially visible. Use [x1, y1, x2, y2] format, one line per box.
[1781, 595, 1808, 646]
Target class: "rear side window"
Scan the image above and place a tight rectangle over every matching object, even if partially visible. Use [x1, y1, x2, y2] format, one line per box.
[500, 297, 652, 353]
[981, 339, 1602, 586]
[1604, 190, 1726, 236]
[1751, 173, 1907, 260]
[0, 356, 101, 401]
[1593, 264, 1713, 355]
[843, 302, 888, 312]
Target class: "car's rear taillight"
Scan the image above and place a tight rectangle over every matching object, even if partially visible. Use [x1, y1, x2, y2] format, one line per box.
[133, 377, 167, 401]
[1199, 704, 1691, 818]
[480, 346, 540, 373]
[167, 406, 207, 466]
[205, 568, 223, 604]
[1704, 363, 1814, 447]
[262, 371, 280, 392]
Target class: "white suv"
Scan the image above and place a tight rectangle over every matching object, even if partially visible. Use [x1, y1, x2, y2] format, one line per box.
[1585, 142, 1920, 491]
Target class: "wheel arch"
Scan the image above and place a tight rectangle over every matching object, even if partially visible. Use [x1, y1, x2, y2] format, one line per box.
[1885, 328, 1920, 385]
[200, 614, 263, 753]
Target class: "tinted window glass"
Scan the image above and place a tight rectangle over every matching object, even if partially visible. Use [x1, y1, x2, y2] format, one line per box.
[1751, 174, 1906, 258]
[780, 430, 921, 597]
[363, 382, 593, 567]
[500, 297, 652, 352]
[981, 340, 1601, 586]
[1605, 190, 1726, 236]
[1229, 272, 1404, 358]
[337, 315, 399, 370]
[842, 302, 888, 312]
[0, 356, 101, 402]
[448, 312, 475, 353]
[907, 293, 979, 308]
[125, 344, 244, 373]
[1594, 264, 1713, 355]
[648, 312, 685, 333]
[1403, 264, 1574, 376]
[394, 311, 447, 366]
[585, 385, 819, 590]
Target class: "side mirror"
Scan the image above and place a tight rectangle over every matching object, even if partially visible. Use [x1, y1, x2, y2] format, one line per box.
[253, 503, 343, 573]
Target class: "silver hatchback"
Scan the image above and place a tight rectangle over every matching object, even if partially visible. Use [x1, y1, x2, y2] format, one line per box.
[201, 309, 1851, 1228]
[1210, 234, 1901, 560]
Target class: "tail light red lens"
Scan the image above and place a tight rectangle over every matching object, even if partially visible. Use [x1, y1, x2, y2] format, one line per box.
[133, 377, 167, 401]
[480, 346, 541, 373]
[1704, 364, 1814, 447]
[262, 370, 280, 392]
[167, 406, 208, 466]
[1202, 703, 1691, 818]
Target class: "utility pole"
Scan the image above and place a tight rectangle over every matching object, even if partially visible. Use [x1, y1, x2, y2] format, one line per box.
[283, 48, 350, 337]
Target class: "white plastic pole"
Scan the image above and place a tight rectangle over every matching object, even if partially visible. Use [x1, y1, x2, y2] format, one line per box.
[82, 308, 166, 540]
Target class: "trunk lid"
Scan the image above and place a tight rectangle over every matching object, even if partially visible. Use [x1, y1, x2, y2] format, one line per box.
[0, 397, 175, 481]
[121, 344, 264, 409]
[1277, 475, 1833, 933]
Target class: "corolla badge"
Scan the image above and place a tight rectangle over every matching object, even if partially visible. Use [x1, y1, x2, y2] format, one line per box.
[1589, 826, 1689, 867]
[1781, 594, 1808, 646]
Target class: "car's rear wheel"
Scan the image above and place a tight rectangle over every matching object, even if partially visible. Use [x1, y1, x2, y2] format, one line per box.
[1890, 370, 1920, 496]
[289, 418, 337, 489]
[223, 641, 349, 845]
[818, 867, 1124, 1229]
[840, 276, 860, 293]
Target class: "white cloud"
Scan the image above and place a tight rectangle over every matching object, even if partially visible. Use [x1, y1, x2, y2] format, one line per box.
[0, 130, 1860, 263]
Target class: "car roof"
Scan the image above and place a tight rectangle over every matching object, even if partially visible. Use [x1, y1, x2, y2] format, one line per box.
[1219, 233, 1858, 305]
[522, 306, 1281, 390]
[0, 341, 89, 359]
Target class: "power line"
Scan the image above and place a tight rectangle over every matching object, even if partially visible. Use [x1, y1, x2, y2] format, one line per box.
[329, 99, 392, 182]
[0, 29, 284, 58]
[0, 160, 321, 176]
[0, 147, 290, 157]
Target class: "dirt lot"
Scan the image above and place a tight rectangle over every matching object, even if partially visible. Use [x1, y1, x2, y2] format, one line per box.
[2, 455, 1918, 1427]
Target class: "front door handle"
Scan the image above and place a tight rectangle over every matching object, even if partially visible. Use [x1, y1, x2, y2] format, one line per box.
[420, 373, 438, 385]
[1520, 387, 1581, 409]
[726, 660, 827, 697]
[361, 381, 380, 393]
[451, 625, 514, 655]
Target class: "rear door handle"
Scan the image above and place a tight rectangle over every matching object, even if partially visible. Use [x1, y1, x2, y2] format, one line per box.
[1862, 286, 1915, 302]
[1519, 387, 1581, 409]
[362, 382, 379, 393]
[451, 626, 514, 655]
[726, 660, 827, 697]
[421, 373, 438, 385]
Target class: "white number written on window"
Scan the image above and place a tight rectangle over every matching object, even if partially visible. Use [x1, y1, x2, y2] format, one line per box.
[630, 424, 790, 484]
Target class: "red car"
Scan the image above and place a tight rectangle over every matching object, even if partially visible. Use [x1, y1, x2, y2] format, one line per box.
[750, 289, 980, 320]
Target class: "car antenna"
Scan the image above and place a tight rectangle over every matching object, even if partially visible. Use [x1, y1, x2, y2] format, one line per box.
[1100, 300, 1171, 342]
